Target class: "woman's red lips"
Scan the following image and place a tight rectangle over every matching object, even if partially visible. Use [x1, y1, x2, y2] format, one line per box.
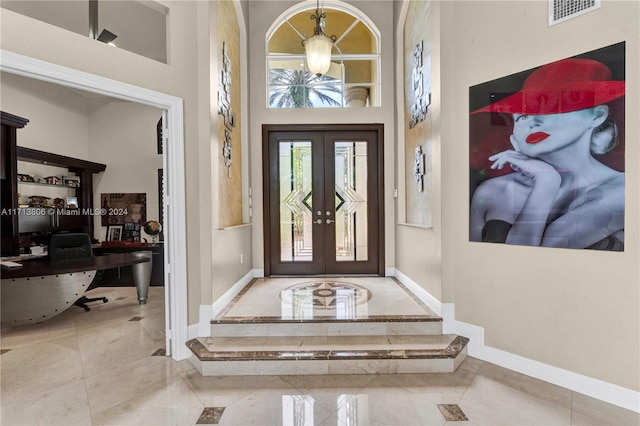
[526, 132, 550, 144]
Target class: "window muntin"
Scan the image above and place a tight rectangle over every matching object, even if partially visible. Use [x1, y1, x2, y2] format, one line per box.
[267, 6, 380, 108]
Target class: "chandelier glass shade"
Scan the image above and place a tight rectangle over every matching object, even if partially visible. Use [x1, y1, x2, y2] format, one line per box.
[302, 3, 336, 77]
[304, 34, 333, 76]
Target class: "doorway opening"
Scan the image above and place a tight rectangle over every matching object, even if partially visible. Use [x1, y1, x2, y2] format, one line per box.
[263, 124, 384, 276]
[0, 50, 189, 360]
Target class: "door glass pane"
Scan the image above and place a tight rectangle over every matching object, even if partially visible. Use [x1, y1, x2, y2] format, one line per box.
[334, 141, 368, 261]
[279, 141, 313, 262]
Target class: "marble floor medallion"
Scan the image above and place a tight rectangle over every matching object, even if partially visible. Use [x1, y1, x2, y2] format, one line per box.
[280, 281, 371, 310]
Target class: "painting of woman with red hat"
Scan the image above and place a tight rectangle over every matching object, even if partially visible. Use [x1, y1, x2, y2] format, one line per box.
[469, 42, 625, 251]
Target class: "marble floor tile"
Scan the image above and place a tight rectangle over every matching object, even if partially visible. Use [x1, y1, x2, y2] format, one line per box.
[75, 317, 150, 351]
[215, 385, 338, 426]
[335, 385, 448, 425]
[80, 328, 161, 375]
[0, 313, 78, 349]
[475, 361, 573, 409]
[570, 391, 640, 425]
[278, 374, 379, 413]
[0, 335, 84, 394]
[1, 282, 637, 426]
[90, 374, 204, 425]
[459, 367, 572, 425]
[84, 356, 183, 414]
[182, 371, 287, 407]
[369, 358, 482, 403]
[1, 378, 92, 426]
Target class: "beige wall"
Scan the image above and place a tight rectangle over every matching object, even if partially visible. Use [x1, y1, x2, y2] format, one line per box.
[395, 0, 443, 299]
[0, 72, 90, 159]
[208, 1, 253, 303]
[397, 0, 639, 391]
[89, 101, 163, 241]
[1, 72, 91, 207]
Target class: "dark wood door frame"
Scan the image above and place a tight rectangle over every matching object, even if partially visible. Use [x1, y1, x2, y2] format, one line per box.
[262, 123, 385, 276]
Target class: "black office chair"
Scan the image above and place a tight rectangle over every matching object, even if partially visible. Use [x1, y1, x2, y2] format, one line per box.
[48, 233, 108, 311]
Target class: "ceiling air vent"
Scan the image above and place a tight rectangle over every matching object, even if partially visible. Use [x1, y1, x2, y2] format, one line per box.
[549, 0, 601, 26]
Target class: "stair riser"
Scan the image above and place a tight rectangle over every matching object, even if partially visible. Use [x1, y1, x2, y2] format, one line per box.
[191, 348, 466, 376]
[211, 321, 443, 337]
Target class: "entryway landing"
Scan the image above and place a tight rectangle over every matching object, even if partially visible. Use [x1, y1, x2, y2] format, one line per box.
[187, 277, 468, 376]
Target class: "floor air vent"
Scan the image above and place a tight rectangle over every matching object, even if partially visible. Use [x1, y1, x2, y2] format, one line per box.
[549, 0, 600, 26]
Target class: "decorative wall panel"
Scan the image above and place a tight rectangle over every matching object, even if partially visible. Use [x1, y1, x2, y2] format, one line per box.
[217, 0, 242, 228]
[403, 0, 432, 226]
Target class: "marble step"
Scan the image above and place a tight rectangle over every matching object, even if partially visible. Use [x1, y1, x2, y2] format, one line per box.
[210, 316, 443, 337]
[187, 334, 469, 376]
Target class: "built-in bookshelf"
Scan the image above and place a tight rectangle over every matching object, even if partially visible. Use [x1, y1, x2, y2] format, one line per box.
[1, 111, 107, 255]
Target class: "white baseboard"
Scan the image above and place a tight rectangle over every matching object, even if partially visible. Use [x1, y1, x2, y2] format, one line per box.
[393, 268, 442, 316]
[196, 270, 255, 338]
[253, 269, 265, 278]
[197, 305, 213, 338]
[188, 322, 200, 341]
[393, 269, 640, 413]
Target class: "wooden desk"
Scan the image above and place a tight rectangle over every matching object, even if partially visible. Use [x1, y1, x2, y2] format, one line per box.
[0, 253, 148, 279]
[92, 243, 164, 286]
[1, 254, 150, 325]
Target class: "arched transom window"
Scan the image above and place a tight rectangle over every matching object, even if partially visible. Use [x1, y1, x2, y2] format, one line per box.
[267, 3, 381, 108]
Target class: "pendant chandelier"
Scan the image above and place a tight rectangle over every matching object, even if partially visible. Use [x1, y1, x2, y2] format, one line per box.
[302, 0, 336, 77]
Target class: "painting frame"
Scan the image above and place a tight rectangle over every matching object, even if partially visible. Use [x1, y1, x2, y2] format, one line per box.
[106, 224, 123, 241]
[100, 193, 147, 226]
[468, 42, 625, 251]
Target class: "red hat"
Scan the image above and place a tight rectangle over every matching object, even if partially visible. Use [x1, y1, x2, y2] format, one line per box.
[471, 58, 625, 115]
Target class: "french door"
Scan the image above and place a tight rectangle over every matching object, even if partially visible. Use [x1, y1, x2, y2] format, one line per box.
[263, 124, 384, 276]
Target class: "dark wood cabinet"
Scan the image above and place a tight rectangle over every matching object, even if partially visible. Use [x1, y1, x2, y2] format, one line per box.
[1, 112, 28, 256]
[17, 208, 50, 234]
[18, 208, 90, 234]
[1, 112, 106, 255]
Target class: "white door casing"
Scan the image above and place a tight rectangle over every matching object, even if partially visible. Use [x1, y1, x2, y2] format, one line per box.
[0, 50, 190, 360]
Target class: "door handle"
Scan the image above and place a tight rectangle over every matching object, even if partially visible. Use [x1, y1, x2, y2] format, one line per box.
[313, 219, 323, 224]
[326, 219, 335, 224]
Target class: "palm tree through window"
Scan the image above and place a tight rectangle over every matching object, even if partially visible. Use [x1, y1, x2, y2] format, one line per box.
[269, 69, 341, 108]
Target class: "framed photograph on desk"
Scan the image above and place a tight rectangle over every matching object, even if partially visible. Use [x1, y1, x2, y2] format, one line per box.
[66, 196, 78, 209]
[123, 222, 141, 242]
[106, 225, 123, 241]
